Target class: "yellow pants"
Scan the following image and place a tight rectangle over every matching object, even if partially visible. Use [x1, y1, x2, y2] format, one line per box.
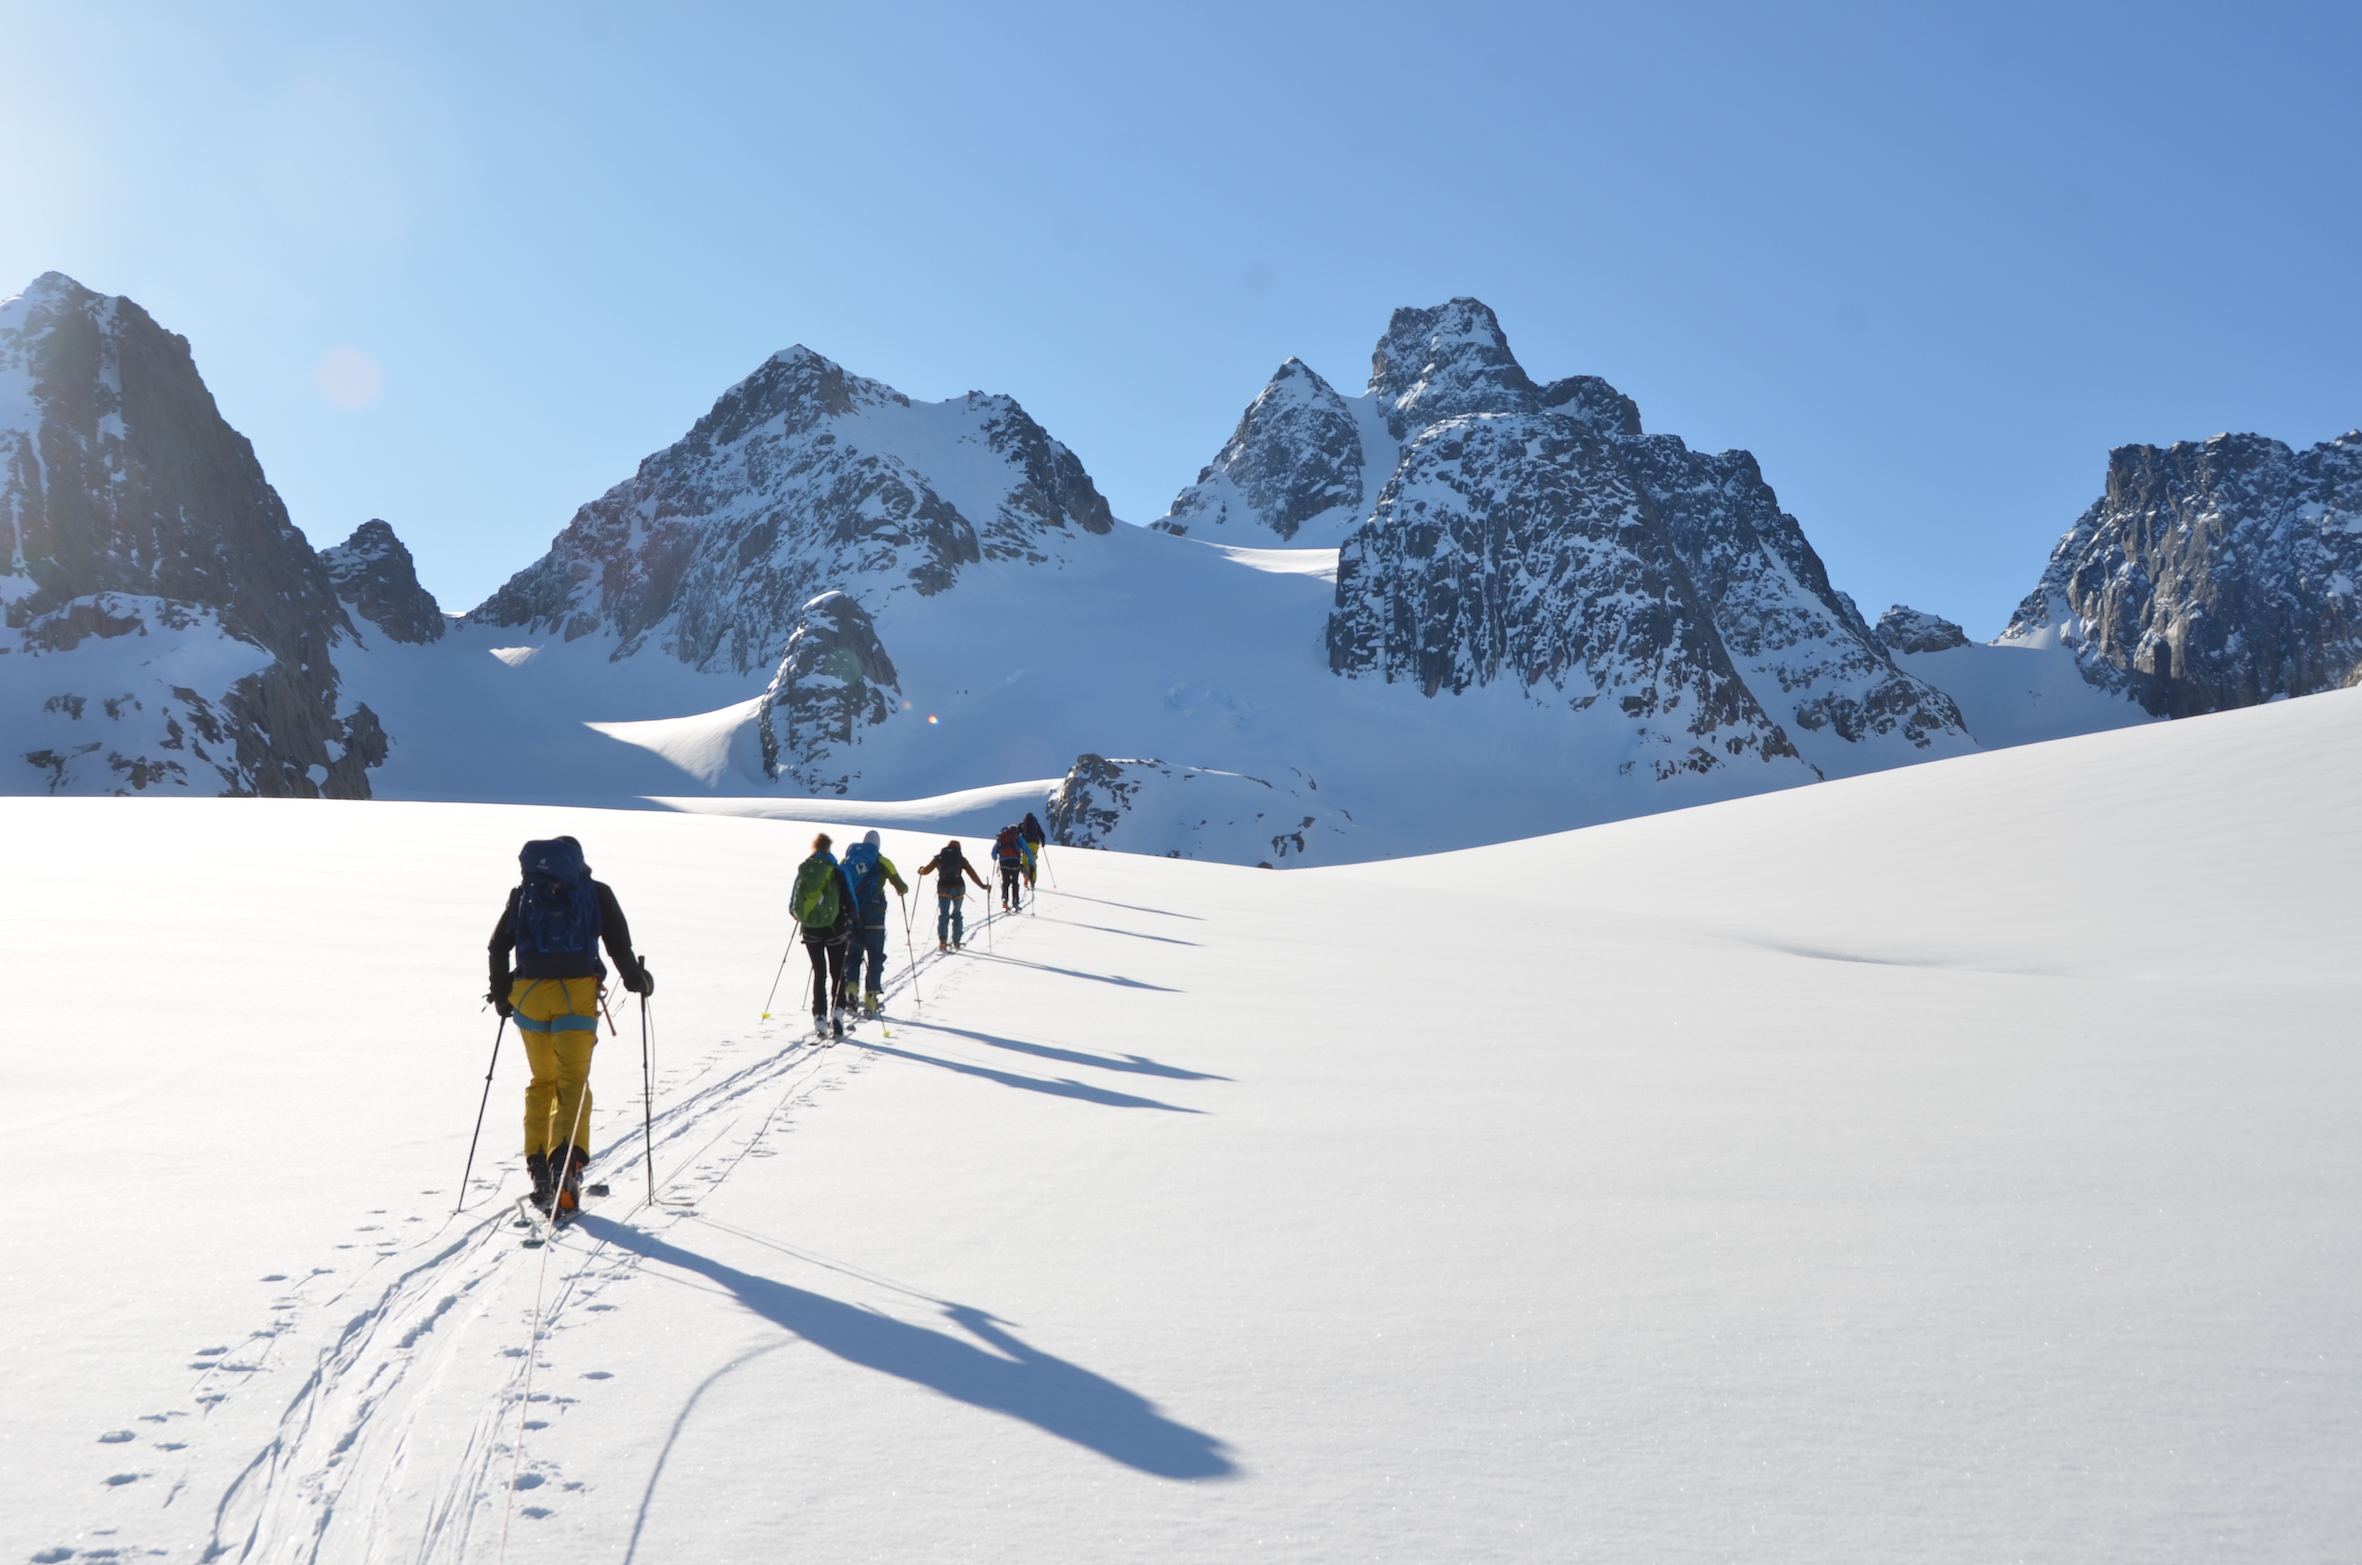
[513, 976, 600, 1158]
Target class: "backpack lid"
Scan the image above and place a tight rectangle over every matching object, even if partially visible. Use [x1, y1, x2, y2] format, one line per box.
[519, 837, 589, 884]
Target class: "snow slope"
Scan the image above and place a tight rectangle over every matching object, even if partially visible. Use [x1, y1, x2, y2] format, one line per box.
[4, 662, 2357, 1563]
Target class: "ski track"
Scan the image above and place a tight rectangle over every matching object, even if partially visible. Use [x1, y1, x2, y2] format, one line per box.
[87, 900, 1025, 1565]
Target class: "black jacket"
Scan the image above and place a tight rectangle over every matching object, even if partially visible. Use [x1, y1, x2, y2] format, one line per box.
[489, 879, 646, 992]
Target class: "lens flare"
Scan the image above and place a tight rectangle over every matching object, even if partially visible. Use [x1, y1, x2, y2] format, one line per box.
[316, 347, 384, 409]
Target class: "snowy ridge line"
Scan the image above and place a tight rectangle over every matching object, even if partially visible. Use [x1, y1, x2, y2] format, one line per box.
[195, 908, 1000, 1562]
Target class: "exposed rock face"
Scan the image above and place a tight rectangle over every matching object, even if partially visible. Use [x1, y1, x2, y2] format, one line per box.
[1611, 436, 1966, 751]
[1328, 415, 1797, 782]
[0, 272, 384, 797]
[1047, 753, 1354, 863]
[1162, 358, 1366, 541]
[1877, 605, 1970, 655]
[2004, 431, 2362, 718]
[322, 519, 444, 643]
[756, 590, 903, 793]
[1256, 297, 1970, 778]
[473, 346, 1115, 676]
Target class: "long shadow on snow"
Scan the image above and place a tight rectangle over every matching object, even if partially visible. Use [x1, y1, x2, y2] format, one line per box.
[1044, 890, 1205, 921]
[850, 1039, 1205, 1112]
[961, 951, 1181, 991]
[903, 1019, 1230, 1082]
[1030, 915, 1202, 947]
[581, 1217, 1236, 1480]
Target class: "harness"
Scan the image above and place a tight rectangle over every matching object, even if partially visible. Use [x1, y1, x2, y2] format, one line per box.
[510, 977, 603, 1035]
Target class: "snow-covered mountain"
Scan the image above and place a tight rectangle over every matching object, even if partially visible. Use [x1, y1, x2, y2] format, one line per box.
[0, 273, 386, 796]
[12, 270, 2356, 866]
[471, 347, 1114, 675]
[2001, 430, 2362, 715]
[1175, 298, 1971, 783]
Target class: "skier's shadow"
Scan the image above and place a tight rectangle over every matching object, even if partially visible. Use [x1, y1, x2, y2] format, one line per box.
[850, 1039, 1207, 1112]
[581, 1217, 1236, 1480]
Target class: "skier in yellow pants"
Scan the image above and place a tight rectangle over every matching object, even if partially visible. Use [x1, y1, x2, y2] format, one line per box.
[511, 976, 601, 1176]
[489, 837, 652, 1215]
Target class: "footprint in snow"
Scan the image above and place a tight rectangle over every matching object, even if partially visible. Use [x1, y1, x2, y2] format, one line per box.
[98, 1429, 134, 1443]
[521, 1506, 554, 1519]
[193, 1346, 227, 1357]
[581, 1371, 612, 1380]
[260, 1273, 287, 1282]
[104, 1472, 140, 1486]
[512, 1472, 545, 1491]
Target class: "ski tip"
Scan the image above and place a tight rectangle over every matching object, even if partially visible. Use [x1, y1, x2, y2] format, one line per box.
[586, 1183, 610, 1198]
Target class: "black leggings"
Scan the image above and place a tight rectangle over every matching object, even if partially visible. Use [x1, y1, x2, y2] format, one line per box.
[999, 861, 1022, 906]
[804, 937, 849, 1016]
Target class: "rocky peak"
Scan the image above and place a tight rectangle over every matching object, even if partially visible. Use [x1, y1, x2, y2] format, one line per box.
[1538, 374, 1643, 436]
[757, 590, 903, 793]
[2004, 428, 2362, 717]
[1159, 358, 1365, 541]
[322, 519, 444, 644]
[0, 272, 383, 796]
[1876, 605, 1971, 655]
[472, 344, 1115, 675]
[1368, 298, 1542, 439]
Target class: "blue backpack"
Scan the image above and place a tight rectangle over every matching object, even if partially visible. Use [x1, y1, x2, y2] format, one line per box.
[842, 842, 881, 908]
[515, 838, 601, 956]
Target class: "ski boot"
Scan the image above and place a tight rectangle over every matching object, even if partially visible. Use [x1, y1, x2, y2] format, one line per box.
[831, 1008, 848, 1039]
[553, 1143, 588, 1215]
[863, 989, 882, 1018]
[526, 1150, 555, 1214]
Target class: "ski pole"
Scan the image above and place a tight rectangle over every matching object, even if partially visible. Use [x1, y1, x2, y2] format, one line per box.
[760, 918, 801, 1019]
[456, 1013, 509, 1213]
[1043, 842, 1058, 889]
[639, 992, 656, 1206]
[900, 891, 922, 1010]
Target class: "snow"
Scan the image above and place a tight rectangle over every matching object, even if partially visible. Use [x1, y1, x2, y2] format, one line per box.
[4, 684, 2357, 1562]
[1895, 635, 2156, 750]
[340, 524, 1824, 857]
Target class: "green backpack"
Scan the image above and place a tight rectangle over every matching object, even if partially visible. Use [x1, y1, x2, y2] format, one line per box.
[791, 856, 841, 929]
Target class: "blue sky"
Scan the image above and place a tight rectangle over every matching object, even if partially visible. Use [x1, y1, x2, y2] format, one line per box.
[5, 1, 2356, 635]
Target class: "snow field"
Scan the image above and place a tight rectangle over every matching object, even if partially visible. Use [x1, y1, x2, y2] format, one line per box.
[3, 687, 2358, 1561]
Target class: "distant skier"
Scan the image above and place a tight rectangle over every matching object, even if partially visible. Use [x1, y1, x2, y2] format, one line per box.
[791, 833, 862, 1039]
[918, 839, 988, 950]
[841, 829, 908, 1018]
[992, 824, 1027, 912]
[487, 836, 652, 1216]
[1019, 811, 1046, 890]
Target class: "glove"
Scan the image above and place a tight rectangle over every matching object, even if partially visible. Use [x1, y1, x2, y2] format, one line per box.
[629, 963, 655, 998]
[489, 984, 513, 1018]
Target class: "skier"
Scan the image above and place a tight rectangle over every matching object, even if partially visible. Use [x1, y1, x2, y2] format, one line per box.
[841, 829, 908, 1018]
[487, 836, 652, 1216]
[791, 832, 862, 1039]
[1019, 811, 1047, 890]
[992, 823, 1027, 912]
[917, 838, 988, 950]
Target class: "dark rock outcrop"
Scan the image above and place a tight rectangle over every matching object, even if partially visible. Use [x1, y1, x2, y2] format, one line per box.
[1326, 414, 1803, 779]
[1303, 298, 1968, 774]
[473, 346, 1115, 676]
[756, 590, 903, 792]
[2004, 431, 2362, 717]
[1163, 358, 1365, 541]
[1877, 605, 1970, 655]
[1046, 753, 1352, 863]
[0, 272, 384, 797]
[322, 519, 445, 643]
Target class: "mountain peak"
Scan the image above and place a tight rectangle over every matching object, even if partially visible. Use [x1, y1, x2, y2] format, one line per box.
[1368, 298, 1539, 438]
